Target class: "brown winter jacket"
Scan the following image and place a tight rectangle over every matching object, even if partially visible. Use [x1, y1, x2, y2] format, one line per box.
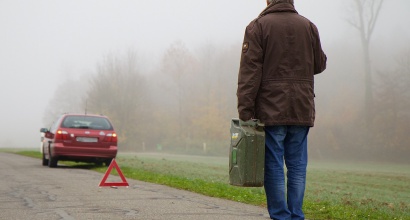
[237, 3, 327, 126]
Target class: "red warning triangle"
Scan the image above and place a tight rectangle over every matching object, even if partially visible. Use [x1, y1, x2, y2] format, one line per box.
[99, 159, 129, 187]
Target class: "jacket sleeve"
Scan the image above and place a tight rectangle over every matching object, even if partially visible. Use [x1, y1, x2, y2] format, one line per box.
[237, 21, 263, 121]
[310, 23, 327, 74]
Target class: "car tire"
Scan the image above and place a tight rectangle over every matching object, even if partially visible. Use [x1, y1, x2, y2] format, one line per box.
[104, 159, 113, 167]
[48, 146, 58, 168]
[48, 156, 58, 168]
[42, 152, 49, 166]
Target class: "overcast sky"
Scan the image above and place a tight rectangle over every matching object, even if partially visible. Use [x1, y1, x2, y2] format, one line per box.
[1, 0, 409, 148]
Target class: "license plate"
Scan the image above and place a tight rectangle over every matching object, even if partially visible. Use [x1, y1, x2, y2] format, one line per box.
[76, 137, 98, 143]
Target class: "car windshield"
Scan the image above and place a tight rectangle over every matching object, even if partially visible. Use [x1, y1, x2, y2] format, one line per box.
[61, 116, 113, 130]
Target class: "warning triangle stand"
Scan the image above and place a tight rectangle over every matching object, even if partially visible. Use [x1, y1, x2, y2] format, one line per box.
[99, 159, 129, 187]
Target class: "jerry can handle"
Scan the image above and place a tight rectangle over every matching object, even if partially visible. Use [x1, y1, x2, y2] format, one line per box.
[238, 119, 264, 128]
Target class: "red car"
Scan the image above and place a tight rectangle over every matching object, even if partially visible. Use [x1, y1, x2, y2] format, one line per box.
[40, 114, 118, 167]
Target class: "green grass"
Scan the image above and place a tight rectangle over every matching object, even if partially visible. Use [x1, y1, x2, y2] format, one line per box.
[11, 150, 410, 220]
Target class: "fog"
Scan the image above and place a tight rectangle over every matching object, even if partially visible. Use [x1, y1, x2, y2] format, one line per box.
[1, 0, 409, 162]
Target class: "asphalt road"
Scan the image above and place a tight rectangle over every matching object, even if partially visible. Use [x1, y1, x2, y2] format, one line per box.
[0, 152, 269, 220]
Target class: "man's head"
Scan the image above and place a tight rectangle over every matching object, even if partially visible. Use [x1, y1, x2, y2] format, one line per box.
[266, 0, 294, 6]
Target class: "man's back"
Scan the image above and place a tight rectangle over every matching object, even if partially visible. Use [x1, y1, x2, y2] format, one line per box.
[237, 2, 326, 126]
[259, 10, 318, 80]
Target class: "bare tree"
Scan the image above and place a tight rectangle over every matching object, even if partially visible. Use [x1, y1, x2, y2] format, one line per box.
[347, 0, 384, 128]
[373, 49, 410, 161]
[43, 78, 88, 126]
[152, 42, 241, 154]
[87, 50, 148, 149]
[160, 41, 197, 148]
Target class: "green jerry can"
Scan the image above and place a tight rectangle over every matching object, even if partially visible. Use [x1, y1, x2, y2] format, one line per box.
[229, 118, 265, 187]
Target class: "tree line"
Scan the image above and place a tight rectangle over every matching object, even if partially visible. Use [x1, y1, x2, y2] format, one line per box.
[43, 42, 240, 156]
[43, 41, 410, 162]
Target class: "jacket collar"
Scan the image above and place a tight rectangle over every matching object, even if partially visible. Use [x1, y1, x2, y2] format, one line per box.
[259, 3, 298, 17]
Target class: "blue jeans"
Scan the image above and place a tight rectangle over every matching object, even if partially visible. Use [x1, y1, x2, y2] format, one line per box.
[264, 126, 309, 220]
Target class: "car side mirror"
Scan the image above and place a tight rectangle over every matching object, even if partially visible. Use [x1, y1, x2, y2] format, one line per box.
[44, 132, 54, 139]
[40, 128, 49, 133]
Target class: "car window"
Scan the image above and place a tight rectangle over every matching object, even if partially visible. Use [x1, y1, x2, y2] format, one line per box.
[50, 116, 64, 132]
[61, 116, 113, 130]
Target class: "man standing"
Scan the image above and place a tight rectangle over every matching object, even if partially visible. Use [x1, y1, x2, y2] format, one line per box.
[237, 0, 327, 219]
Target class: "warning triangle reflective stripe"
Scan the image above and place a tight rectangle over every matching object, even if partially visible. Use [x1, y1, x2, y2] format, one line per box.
[99, 159, 129, 187]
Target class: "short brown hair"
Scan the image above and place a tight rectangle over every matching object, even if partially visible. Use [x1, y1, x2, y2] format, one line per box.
[268, 0, 294, 5]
